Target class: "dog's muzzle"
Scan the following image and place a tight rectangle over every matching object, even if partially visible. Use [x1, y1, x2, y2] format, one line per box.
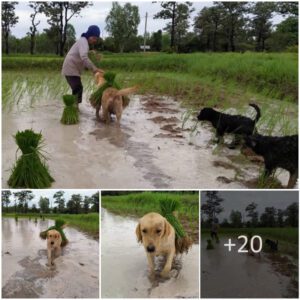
[51, 241, 54, 245]
[146, 245, 155, 253]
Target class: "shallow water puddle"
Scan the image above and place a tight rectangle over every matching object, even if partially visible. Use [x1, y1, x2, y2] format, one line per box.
[101, 209, 199, 298]
[2, 92, 292, 188]
[201, 237, 297, 298]
[2, 218, 99, 298]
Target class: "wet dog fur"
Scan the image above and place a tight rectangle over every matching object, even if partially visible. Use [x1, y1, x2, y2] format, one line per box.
[197, 103, 261, 148]
[100, 86, 137, 126]
[245, 134, 298, 188]
[94, 72, 136, 125]
[136, 212, 176, 278]
[47, 229, 62, 266]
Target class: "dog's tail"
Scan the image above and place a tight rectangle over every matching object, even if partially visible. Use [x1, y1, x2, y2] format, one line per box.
[249, 103, 261, 122]
[116, 86, 138, 97]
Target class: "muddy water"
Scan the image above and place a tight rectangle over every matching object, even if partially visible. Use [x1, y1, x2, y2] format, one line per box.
[3, 88, 291, 189]
[201, 237, 296, 298]
[2, 218, 99, 298]
[101, 209, 199, 298]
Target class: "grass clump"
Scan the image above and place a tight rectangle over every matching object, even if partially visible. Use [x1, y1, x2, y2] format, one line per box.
[159, 198, 193, 254]
[61, 94, 79, 125]
[8, 129, 54, 188]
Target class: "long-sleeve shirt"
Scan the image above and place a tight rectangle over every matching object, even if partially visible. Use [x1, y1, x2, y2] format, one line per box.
[62, 37, 97, 76]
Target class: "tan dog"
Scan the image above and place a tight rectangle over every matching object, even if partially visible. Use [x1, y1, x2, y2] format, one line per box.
[93, 71, 137, 125]
[47, 229, 62, 266]
[100, 86, 137, 126]
[136, 212, 176, 278]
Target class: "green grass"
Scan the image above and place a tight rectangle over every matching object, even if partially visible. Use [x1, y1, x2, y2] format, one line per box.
[202, 227, 298, 259]
[102, 192, 199, 241]
[3, 52, 298, 102]
[2, 213, 99, 238]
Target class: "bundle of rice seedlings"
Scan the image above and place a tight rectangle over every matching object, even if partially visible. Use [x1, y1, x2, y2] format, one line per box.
[40, 219, 68, 246]
[61, 94, 79, 125]
[206, 239, 214, 250]
[159, 198, 193, 254]
[89, 71, 130, 108]
[7, 129, 54, 188]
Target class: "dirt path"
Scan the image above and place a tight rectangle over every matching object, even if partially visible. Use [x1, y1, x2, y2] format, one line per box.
[2, 218, 99, 298]
[101, 208, 199, 298]
[201, 237, 297, 298]
[2, 92, 292, 189]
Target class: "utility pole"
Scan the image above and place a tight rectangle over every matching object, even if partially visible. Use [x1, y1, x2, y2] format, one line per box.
[143, 12, 148, 52]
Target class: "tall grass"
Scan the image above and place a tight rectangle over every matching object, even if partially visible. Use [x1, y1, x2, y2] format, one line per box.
[201, 227, 298, 258]
[3, 213, 99, 237]
[3, 52, 298, 102]
[101, 192, 199, 224]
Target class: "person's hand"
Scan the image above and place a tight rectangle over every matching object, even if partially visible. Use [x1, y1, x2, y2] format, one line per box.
[94, 68, 104, 75]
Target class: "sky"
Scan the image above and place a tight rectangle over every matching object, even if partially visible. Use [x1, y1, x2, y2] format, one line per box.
[201, 191, 299, 222]
[4, 189, 99, 208]
[10, 1, 284, 39]
[11, 1, 211, 39]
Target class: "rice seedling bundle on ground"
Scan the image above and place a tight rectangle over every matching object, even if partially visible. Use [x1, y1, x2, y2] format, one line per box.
[8, 129, 54, 188]
[89, 71, 130, 108]
[40, 219, 68, 246]
[61, 94, 79, 124]
[160, 198, 193, 254]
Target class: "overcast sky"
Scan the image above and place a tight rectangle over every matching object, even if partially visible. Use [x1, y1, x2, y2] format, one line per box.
[201, 191, 299, 222]
[11, 1, 210, 39]
[4, 189, 99, 208]
[10, 1, 284, 39]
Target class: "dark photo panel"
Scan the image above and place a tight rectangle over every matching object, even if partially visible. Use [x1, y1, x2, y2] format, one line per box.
[201, 190, 298, 298]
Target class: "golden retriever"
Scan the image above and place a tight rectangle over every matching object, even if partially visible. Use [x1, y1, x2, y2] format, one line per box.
[47, 229, 62, 266]
[93, 71, 137, 125]
[100, 86, 137, 126]
[136, 212, 176, 278]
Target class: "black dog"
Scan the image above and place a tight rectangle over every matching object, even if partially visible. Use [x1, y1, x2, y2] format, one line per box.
[245, 134, 298, 188]
[265, 239, 278, 251]
[197, 103, 261, 148]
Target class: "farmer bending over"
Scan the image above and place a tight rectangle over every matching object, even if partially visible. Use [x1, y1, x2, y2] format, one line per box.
[62, 25, 104, 105]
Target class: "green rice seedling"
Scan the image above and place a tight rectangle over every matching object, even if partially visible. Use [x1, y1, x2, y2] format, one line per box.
[61, 94, 79, 125]
[34, 217, 38, 223]
[159, 198, 193, 254]
[15, 215, 18, 222]
[40, 219, 68, 246]
[8, 129, 54, 188]
[89, 71, 130, 108]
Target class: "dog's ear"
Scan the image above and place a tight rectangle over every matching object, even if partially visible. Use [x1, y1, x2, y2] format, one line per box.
[162, 219, 172, 238]
[135, 223, 142, 243]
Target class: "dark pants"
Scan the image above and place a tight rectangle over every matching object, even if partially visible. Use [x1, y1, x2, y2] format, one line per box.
[65, 76, 83, 103]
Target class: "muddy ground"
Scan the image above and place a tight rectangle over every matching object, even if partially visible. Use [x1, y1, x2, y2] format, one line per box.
[201, 237, 298, 298]
[2, 91, 293, 189]
[2, 218, 99, 298]
[101, 208, 199, 298]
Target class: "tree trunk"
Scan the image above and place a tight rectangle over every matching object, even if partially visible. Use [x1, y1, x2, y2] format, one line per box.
[5, 31, 9, 55]
[170, 2, 176, 49]
[30, 34, 35, 55]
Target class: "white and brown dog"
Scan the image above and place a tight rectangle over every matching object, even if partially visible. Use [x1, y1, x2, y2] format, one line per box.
[136, 212, 176, 278]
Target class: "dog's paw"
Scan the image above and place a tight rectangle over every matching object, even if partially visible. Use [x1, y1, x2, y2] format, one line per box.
[160, 270, 171, 279]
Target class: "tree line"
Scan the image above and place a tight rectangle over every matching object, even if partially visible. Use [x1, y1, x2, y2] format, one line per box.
[1, 190, 99, 214]
[2, 1, 298, 55]
[201, 191, 298, 228]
